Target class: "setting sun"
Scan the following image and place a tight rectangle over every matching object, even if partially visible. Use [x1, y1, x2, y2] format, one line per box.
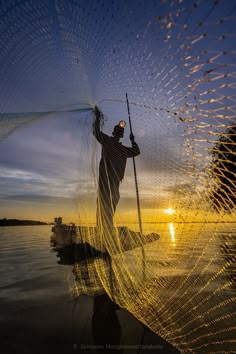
[165, 208, 175, 215]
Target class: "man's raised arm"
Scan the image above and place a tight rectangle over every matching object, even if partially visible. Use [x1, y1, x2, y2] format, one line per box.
[93, 106, 103, 143]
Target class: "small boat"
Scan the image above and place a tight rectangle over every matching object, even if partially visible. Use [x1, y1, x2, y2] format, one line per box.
[51, 217, 160, 252]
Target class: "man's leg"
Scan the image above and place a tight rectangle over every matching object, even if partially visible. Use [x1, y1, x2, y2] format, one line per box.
[97, 184, 113, 253]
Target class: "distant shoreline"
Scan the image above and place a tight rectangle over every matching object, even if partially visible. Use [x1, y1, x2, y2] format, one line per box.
[0, 219, 48, 226]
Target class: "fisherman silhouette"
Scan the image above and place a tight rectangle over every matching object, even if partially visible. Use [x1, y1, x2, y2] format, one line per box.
[93, 106, 140, 251]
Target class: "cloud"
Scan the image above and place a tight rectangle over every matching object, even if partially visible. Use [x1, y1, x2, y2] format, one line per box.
[118, 196, 166, 211]
[0, 167, 47, 183]
[163, 182, 198, 194]
[0, 194, 72, 203]
[0, 112, 98, 200]
[0, 109, 188, 221]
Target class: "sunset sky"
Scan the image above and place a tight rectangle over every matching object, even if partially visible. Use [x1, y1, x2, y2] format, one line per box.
[0, 109, 183, 224]
[0, 107, 233, 225]
[0, 0, 235, 225]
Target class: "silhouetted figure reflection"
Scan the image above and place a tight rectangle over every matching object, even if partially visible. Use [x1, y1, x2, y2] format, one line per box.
[92, 294, 122, 354]
[50, 240, 180, 354]
[93, 106, 140, 249]
[52, 241, 122, 351]
[54, 243, 106, 265]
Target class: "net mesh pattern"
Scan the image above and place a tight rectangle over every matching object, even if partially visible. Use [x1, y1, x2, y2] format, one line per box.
[0, 0, 236, 352]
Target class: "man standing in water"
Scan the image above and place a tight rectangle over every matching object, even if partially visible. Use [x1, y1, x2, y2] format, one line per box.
[93, 106, 140, 252]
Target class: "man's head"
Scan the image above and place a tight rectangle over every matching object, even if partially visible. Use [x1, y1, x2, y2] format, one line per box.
[112, 120, 126, 139]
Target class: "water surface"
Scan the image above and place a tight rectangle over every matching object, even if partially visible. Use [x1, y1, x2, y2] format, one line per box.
[0, 223, 235, 353]
[0, 225, 181, 354]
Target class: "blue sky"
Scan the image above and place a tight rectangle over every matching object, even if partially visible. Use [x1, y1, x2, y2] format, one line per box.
[0, 113, 88, 220]
[0, 0, 235, 223]
[0, 105, 185, 222]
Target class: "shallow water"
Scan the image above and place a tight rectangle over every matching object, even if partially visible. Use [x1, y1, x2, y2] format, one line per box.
[0, 226, 69, 307]
[0, 225, 180, 354]
[0, 224, 235, 353]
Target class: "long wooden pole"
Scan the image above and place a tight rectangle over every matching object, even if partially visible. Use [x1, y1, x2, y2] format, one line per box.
[126, 93, 143, 235]
[126, 93, 146, 283]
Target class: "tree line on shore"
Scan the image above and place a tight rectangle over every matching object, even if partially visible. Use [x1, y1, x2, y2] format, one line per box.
[209, 124, 236, 212]
[0, 218, 48, 226]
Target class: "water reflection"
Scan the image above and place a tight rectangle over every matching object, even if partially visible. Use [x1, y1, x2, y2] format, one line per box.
[220, 232, 236, 291]
[53, 242, 106, 265]
[50, 234, 180, 353]
[51, 236, 122, 351]
[92, 294, 122, 354]
[169, 223, 176, 246]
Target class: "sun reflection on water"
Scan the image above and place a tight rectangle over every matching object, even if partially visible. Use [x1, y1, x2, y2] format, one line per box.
[169, 222, 175, 246]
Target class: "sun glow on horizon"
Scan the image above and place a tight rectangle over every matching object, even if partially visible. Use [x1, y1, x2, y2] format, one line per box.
[165, 208, 175, 215]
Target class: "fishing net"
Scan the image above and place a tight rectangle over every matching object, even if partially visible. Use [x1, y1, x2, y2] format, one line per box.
[1, 0, 236, 352]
